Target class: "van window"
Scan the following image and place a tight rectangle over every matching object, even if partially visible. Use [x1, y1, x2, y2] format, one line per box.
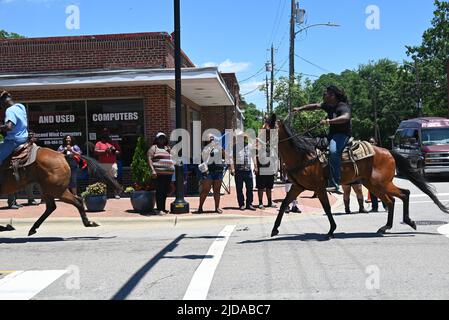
[421, 128, 449, 146]
[393, 130, 403, 147]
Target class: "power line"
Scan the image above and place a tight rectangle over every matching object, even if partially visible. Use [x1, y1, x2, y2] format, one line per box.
[242, 85, 263, 96]
[295, 54, 333, 73]
[239, 66, 265, 83]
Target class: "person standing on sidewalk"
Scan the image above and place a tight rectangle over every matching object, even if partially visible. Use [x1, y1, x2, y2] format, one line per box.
[58, 135, 82, 196]
[255, 126, 277, 210]
[148, 132, 175, 214]
[95, 129, 121, 199]
[342, 183, 368, 214]
[230, 132, 257, 211]
[197, 134, 226, 214]
[367, 137, 386, 213]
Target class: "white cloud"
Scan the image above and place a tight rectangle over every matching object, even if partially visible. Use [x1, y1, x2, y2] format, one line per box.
[202, 59, 251, 73]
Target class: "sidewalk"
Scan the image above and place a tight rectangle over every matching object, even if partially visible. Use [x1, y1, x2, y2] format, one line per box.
[0, 185, 338, 221]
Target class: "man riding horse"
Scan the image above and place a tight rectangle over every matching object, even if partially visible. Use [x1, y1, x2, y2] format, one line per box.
[0, 91, 29, 169]
[294, 85, 351, 194]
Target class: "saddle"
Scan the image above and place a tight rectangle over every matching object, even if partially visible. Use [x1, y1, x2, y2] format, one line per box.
[1, 142, 40, 181]
[317, 138, 375, 176]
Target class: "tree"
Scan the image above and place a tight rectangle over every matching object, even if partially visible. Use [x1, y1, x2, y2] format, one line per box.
[241, 99, 264, 132]
[406, 0, 449, 116]
[0, 30, 24, 39]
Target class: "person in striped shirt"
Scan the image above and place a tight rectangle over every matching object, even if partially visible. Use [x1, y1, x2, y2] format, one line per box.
[148, 132, 175, 214]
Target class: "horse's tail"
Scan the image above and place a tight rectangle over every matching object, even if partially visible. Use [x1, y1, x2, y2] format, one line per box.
[80, 156, 123, 195]
[390, 150, 449, 213]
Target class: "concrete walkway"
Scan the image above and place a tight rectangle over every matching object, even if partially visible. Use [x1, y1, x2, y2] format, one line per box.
[0, 185, 338, 221]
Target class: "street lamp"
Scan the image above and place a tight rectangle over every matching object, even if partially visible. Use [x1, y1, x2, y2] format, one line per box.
[170, 0, 190, 214]
[295, 22, 341, 36]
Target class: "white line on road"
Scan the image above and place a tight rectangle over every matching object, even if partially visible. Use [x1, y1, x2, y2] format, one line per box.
[183, 225, 236, 300]
[0, 270, 67, 300]
[438, 224, 449, 239]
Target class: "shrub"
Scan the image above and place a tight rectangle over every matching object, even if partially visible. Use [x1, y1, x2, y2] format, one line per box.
[81, 183, 107, 199]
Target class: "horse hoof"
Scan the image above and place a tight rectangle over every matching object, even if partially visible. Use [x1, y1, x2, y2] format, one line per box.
[28, 229, 37, 237]
[404, 220, 417, 230]
[377, 227, 389, 235]
[86, 221, 100, 228]
[271, 229, 279, 237]
[326, 233, 334, 240]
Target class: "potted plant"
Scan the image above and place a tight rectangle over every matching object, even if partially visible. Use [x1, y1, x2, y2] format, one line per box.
[127, 137, 156, 214]
[82, 182, 108, 212]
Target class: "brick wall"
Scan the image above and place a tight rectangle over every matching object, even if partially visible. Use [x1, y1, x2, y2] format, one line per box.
[0, 32, 194, 73]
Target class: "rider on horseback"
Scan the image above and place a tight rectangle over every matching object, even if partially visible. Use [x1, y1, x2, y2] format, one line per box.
[294, 85, 351, 194]
[0, 91, 29, 167]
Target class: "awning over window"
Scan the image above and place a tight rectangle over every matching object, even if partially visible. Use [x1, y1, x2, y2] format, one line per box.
[0, 67, 235, 107]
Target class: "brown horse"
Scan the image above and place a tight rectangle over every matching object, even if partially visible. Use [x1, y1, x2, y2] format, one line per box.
[266, 114, 449, 239]
[0, 147, 122, 236]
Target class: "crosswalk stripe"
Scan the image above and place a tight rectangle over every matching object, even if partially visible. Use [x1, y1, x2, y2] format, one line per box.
[438, 224, 449, 239]
[0, 270, 67, 300]
[183, 225, 236, 300]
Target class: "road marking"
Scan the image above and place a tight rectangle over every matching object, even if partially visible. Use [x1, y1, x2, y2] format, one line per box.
[183, 225, 236, 300]
[438, 224, 449, 239]
[0, 270, 67, 300]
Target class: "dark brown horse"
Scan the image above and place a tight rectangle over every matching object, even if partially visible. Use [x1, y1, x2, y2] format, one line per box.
[266, 114, 449, 239]
[0, 147, 122, 236]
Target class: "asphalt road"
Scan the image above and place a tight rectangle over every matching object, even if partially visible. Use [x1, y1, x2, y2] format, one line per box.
[1, 178, 449, 300]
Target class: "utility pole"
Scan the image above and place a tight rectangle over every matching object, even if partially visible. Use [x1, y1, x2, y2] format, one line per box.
[170, 0, 189, 214]
[265, 74, 270, 114]
[288, 0, 296, 124]
[270, 44, 275, 114]
[415, 60, 423, 117]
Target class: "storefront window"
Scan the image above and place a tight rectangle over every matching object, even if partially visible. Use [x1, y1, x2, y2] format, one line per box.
[87, 99, 144, 167]
[27, 101, 87, 154]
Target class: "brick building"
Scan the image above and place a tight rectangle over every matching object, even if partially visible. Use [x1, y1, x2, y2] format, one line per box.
[0, 32, 243, 171]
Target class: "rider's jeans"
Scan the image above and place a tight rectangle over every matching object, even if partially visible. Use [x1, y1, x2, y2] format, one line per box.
[329, 133, 350, 188]
[0, 139, 21, 166]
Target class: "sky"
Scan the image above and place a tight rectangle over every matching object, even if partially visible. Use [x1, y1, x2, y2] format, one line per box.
[0, 0, 437, 110]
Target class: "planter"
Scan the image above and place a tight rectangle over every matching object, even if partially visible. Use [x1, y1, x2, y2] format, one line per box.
[84, 195, 108, 212]
[130, 190, 156, 213]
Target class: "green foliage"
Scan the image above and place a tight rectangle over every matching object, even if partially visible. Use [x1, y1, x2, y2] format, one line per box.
[241, 99, 264, 132]
[131, 136, 153, 191]
[0, 30, 24, 39]
[81, 183, 107, 199]
[406, 0, 449, 116]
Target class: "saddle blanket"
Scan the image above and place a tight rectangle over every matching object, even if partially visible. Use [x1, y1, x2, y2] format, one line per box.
[318, 140, 375, 164]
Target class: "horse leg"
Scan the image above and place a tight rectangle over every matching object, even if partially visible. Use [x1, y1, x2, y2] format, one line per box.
[316, 189, 337, 239]
[59, 189, 100, 228]
[28, 196, 56, 236]
[271, 183, 303, 237]
[399, 188, 416, 230]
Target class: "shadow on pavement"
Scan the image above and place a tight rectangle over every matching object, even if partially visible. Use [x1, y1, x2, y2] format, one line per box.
[164, 255, 213, 260]
[238, 232, 421, 244]
[111, 234, 187, 300]
[0, 236, 117, 244]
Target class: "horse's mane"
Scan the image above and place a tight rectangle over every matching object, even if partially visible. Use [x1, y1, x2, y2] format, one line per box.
[281, 121, 317, 155]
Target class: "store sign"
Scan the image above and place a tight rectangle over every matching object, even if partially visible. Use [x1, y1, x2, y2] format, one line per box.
[38, 115, 76, 124]
[92, 112, 139, 122]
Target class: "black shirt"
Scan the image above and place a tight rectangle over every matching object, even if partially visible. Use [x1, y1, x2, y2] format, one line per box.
[321, 102, 352, 136]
